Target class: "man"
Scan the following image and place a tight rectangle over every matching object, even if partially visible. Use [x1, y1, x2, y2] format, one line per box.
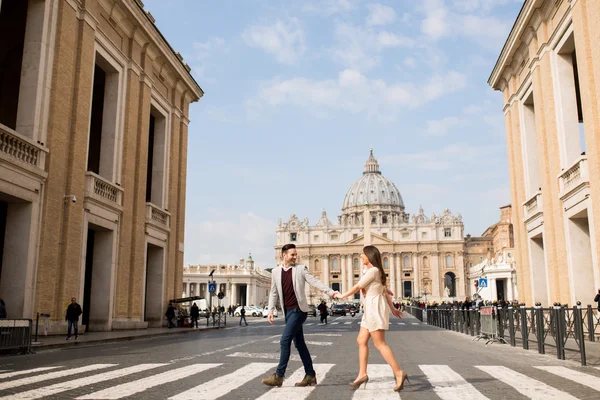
[595, 288, 600, 311]
[165, 302, 176, 328]
[261, 244, 338, 387]
[65, 297, 82, 340]
[318, 300, 328, 325]
[190, 302, 200, 328]
[239, 306, 248, 326]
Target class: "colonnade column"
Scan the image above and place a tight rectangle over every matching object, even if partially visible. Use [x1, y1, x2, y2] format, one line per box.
[431, 254, 440, 299]
[182, 282, 188, 297]
[231, 283, 237, 307]
[246, 284, 251, 306]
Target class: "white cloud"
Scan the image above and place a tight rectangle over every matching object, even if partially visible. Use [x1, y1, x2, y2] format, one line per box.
[330, 22, 414, 70]
[242, 18, 306, 64]
[246, 69, 466, 119]
[189, 36, 229, 84]
[184, 211, 276, 268]
[379, 144, 499, 171]
[403, 57, 418, 68]
[366, 4, 397, 26]
[424, 116, 470, 136]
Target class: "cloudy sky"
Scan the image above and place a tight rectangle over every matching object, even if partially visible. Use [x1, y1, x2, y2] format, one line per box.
[142, 0, 524, 269]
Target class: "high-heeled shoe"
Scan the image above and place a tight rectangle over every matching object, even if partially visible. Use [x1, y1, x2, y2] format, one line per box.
[348, 375, 369, 390]
[394, 371, 410, 392]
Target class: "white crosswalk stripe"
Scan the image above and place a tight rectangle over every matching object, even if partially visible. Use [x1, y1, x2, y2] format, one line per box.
[305, 333, 342, 337]
[256, 363, 334, 400]
[535, 366, 600, 392]
[344, 322, 352, 325]
[0, 366, 61, 380]
[0, 364, 115, 391]
[77, 363, 221, 399]
[271, 340, 332, 346]
[3, 364, 165, 400]
[331, 322, 339, 325]
[169, 362, 276, 400]
[420, 365, 488, 400]
[351, 364, 398, 399]
[476, 366, 579, 399]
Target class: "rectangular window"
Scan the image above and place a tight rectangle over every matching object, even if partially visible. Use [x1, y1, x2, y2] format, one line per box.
[353, 233, 358, 239]
[404, 273, 410, 277]
[444, 228, 452, 238]
[382, 232, 387, 238]
[290, 233, 297, 241]
[354, 274, 359, 278]
[332, 275, 339, 279]
[331, 234, 339, 241]
[520, 90, 541, 197]
[402, 232, 409, 239]
[422, 232, 427, 239]
[146, 105, 168, 206]
[313, 235, 319, 242]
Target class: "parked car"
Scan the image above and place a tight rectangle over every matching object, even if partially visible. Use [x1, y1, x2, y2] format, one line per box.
[234, 306, 263, 317]
[330, 304, 346, 316]
[308, 304, 317, 317]
[262, 307, 279, 317]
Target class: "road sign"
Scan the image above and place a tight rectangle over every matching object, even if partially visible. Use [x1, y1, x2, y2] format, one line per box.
[208, 283, 217, 293]
[478, 278, 488, 288]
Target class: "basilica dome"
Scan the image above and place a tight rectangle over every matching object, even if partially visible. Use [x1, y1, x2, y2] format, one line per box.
[342, 150, 404, 212]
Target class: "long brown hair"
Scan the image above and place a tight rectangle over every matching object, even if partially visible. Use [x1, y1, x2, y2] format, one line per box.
[363, 245, 386, 287]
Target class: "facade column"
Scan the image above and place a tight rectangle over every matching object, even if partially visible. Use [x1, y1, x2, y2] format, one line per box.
[246, 284, 251, 306]
[431, 253, 440, 299]
[457, 253, 466, 297]
[388, 253, 396, 299]
[413, 253, 419, 298]
[182, 282, 188, 296]
[396, 254, 402, 298]
[490, 278, 498, 302]
[507, 277, 514, 301]
[323, 257, 330, 288]
[341, 255, 347, 294]
[347, 255, 353, 294]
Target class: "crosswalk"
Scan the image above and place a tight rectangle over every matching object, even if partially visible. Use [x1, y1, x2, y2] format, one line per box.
[1, 361, 599, 399]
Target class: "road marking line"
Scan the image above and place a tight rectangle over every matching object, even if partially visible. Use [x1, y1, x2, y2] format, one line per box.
[420, 365, 488, 400]
[4, 364, 165, 400]
[411, 323, 419, 325]
[0, 367, 61, 380]
[169, 362, 277, 400]
[305, 333, 342, 337]
[399, 323, 406, 325]
[271, 341, 332, 346]
[256, 364, 335, 400]
[344, 322, 352, 325]
[0, 364, 115, 391]
[331, 322, 340, 325]
[168, 335, 280, 363]
[77, 364, 221, 399]
[305, 323, 314, 326]
[476, 366, 578, 399]
[351, 364, 398, 399]
[227, 352, 315, 361]
[535, 366, 600, 392]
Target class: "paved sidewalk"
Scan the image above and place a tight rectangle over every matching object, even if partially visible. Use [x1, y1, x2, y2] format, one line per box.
[31, 324, 224, 351]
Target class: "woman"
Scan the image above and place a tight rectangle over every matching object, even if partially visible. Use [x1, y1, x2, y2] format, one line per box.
[334, 245, 409, 392]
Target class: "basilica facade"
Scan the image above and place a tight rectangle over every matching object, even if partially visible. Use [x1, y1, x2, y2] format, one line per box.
[275, 150, 467, 303]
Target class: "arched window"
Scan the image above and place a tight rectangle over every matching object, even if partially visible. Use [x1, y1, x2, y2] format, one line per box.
[403, 255, 410, 268]
[423, 256, 429, 268]
[314, 259, 320, 272]
[332, 258, 339, 271]
[353, 258, 359, 270]
[383, 257, 389, 270]
[446, 254, 454, 267]
[444, 272, 456, 297]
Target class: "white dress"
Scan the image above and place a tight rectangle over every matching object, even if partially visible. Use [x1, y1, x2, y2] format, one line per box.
[357, 267, 389, 332]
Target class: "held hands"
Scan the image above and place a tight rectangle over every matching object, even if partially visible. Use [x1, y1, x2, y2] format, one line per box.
[332, 291, 344, 299]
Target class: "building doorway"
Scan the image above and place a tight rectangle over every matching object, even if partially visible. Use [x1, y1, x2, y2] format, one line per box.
[82, 225, 114, 331]
[403, 281, 412, 298]
[496, 279, 506, 301]
[444, 272, 456, 297]
[238, 284, 247, 306]
[144, 243, 165, 327]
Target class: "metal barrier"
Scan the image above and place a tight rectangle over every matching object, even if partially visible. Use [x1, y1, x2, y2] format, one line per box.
[405, 306, 423, 322]
[206, 311, 226, 327]
[0, 319, 33, 354]
[427, 303, 597, 366]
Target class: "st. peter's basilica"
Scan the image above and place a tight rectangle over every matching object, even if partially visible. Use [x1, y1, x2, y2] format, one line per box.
[275, 150, 466, 303]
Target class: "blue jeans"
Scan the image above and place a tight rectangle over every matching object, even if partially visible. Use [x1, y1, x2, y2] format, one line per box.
[67, 319, 78, 337]
[276, 308, 314, 378]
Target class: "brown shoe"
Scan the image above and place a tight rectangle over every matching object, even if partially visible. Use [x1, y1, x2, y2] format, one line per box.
[261, 373, 283, 387]
[295, 374, 317, 387]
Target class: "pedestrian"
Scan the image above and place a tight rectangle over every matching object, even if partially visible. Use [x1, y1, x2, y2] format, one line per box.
[594, 288, 600, 311]
[261, 243, 339, 387]
[65, 297, 82, 340]
[318, 300, 328, 324]
[165, 302, 176, 328]
[190, 302, 200, 328]
[336, 245, 408, 392]
[0, 297, 7, 319]
[239, 306, 248, 326]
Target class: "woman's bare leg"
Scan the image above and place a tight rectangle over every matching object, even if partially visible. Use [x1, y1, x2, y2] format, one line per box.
[371, 329, 403, 379]
[355, 327, 370, 380]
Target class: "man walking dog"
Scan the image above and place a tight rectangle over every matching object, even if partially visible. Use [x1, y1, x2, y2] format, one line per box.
[261, 244, 338, 387]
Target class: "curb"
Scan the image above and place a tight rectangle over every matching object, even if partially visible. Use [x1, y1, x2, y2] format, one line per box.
[31, 325, 226, 351]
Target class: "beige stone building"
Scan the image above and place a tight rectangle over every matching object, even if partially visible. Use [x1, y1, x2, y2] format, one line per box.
[183, 255, 272, 309]
[467, 206, 517, 302]
[0, 0, 202, 331]
[489, 0, 599, 306]
[275, 150, 467, 303]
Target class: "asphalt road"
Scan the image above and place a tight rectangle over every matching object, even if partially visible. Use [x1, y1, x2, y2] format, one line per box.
[1, 313, 600, 399]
